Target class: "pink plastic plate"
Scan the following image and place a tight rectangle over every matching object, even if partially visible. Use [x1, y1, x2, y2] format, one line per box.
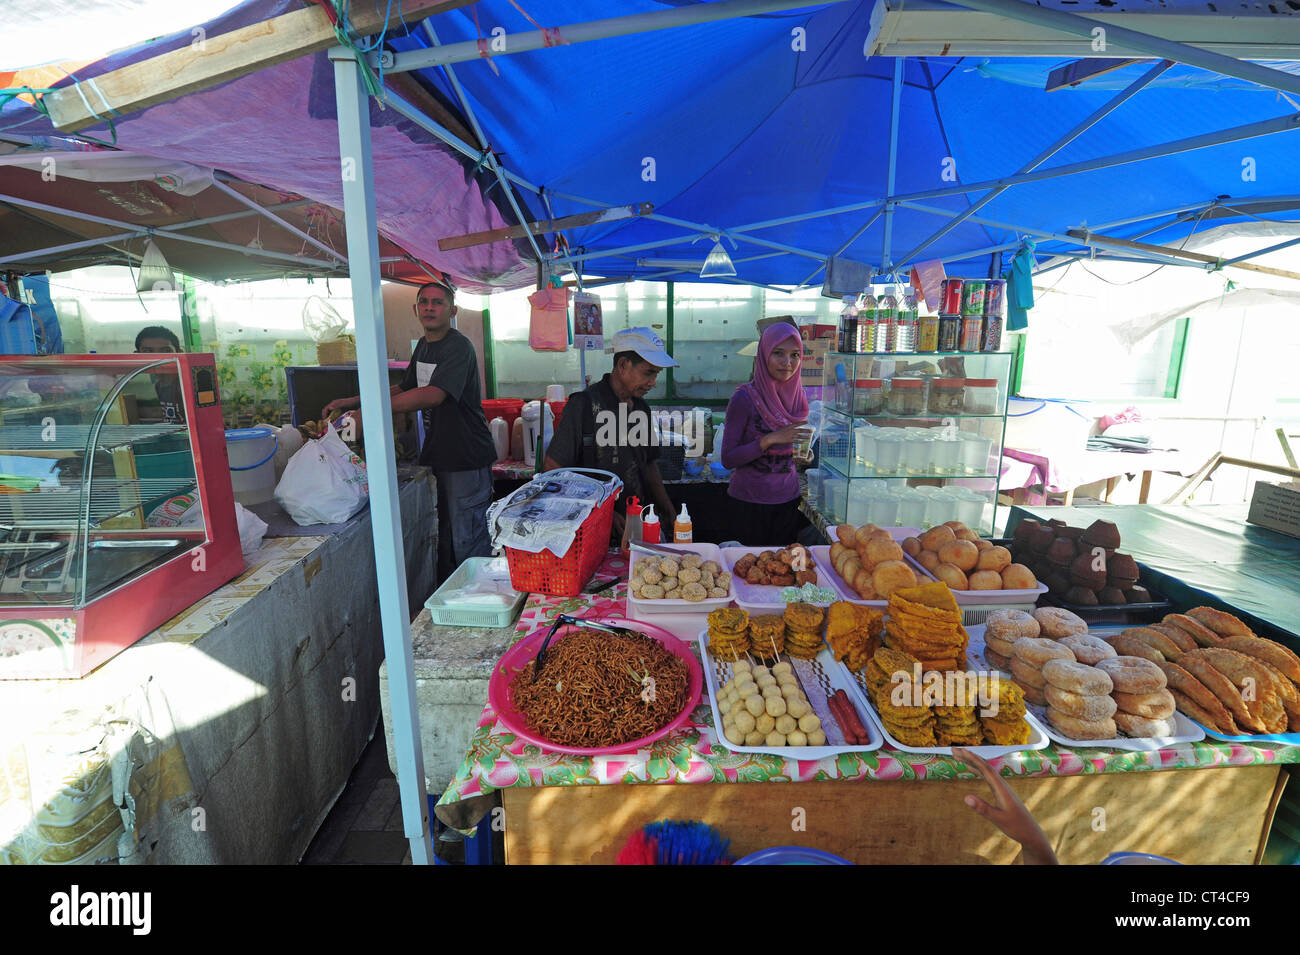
[488, 615, 704, 755]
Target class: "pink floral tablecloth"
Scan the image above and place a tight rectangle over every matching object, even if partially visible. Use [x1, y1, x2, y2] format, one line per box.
[434, 550, 1300, 827]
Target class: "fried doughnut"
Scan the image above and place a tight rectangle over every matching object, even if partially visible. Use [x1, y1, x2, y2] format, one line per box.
[1044, 684, 1118, 721]
[1013, 636, 1076, 667]
[1046, 706, 1117, 741]
[1020, 684, 1047, 706]
[1185, 606, 1253, 639]
[865, 537, 905, 565]
[1164, 612, 1224, 647]
[1059, 634, 1117, 666]
[1010, 657, 1047, 689]
[1122, 627, 1184, 661]
[1042, 659, 1114, 696]
[1112, 688, 1176, 720]
[1096, 656, 1166, 694]
[680, 581, 708, 601]
[836, 524, 857, 546]
[985, 633, 1018, 658]
[984, 647, 1013, 672]
[1105, 634, 1165, 664]
[872, 559, 918, 599]
[1114, 712, 1177, 739]
[680, 553, 704, 570]
[1032, 607, 1089, 639]
[677, 566, 702, 584]
[985, 609, 1042, 645]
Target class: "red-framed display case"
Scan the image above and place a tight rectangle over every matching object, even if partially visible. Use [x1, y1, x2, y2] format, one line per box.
[0, 354, 244, 678]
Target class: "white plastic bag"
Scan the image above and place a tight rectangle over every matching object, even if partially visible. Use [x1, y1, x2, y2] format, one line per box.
[273, 428, 369, 526]
[233, 501, 269, 555]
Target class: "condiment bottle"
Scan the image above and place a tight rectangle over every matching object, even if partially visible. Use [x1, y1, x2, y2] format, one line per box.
[876, 285, 898, 353]
[620, 496, 643, 556]
[641, 505, 661, 544]
[674, 503, 693, 543]
[837, 295, 858, 354]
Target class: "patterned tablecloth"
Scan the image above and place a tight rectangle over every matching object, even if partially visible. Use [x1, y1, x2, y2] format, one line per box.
[434, 550, 1300, 825]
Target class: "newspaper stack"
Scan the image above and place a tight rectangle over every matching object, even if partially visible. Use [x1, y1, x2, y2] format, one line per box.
[488, 471, 621, 557]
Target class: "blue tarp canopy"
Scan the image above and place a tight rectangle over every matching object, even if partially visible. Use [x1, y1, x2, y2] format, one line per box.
[3, 0, 1300, 289]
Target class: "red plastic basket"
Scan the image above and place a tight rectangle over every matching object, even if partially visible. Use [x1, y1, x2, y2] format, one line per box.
[504, 493, 617, 596]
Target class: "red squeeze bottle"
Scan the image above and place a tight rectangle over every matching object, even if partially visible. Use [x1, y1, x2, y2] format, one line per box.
[641, 505, 661, 544]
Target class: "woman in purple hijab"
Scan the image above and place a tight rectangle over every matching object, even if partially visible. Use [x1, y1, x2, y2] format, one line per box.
[720, 323, 813, 546]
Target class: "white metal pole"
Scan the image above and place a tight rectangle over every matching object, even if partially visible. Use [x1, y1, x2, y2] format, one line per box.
[331, 46, 434, 866]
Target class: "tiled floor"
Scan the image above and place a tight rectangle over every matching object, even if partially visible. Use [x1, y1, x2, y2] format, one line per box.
[300, 715, 465, 865]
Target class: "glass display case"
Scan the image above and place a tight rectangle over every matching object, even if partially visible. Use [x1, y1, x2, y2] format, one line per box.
[811, 351, 1012, 535]
[0, 354, 244, 678]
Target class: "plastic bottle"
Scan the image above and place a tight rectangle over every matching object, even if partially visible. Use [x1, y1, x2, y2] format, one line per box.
[837, 295, 858, 354]
[876, 285, 898, 353]
[857, 288, 878, 353]
[509, 418, 524, 460]
[490, 417, 509, 461]
[896, 285, 919, 353]
[641, 504, 661, 544]
[620, 496, 643, 556]
[673, 503, 693, 543]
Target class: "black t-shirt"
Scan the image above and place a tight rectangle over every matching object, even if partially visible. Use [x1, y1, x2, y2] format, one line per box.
[547, 374, 659, 510]
[400, 330, 496, 472]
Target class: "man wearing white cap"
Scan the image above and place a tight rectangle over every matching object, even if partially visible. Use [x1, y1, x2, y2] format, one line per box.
[544, 326, 678, 534]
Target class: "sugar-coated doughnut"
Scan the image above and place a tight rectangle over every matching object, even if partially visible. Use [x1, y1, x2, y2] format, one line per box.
[1013, 636, 1076, 667]
[1046, 706, 1117, 741]
[1042, 659, 1114, 696]
[1097, 655, 1167, 694]
[1113, 711, 1177, 739]
[1022, 683, 1048, 706]
[1059, 634, 1117, 666]
[1112, 688, 1176, 720]
[1033, 607, 1089, 638]
[985, 633, 1018, 658]
[1044, 684, 1118, 722]
[984, 647, 1013, 672]
[1010, 657, 1047, 689]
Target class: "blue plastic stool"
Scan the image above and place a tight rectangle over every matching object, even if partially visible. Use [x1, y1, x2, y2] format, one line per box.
[735, 846, 854, 865]
[428, 796, 495, 866]
[1101, 851, 1182, 865]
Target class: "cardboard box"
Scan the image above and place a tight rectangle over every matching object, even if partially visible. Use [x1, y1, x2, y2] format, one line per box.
[756, 315, 797, 336]
[801, 339, 833, 386]
[317, 340, 357, 365]
[1247, 480, 1300, 539]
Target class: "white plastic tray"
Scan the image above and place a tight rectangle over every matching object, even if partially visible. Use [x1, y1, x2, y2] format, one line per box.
[841, 660, 1052, 758]
[810, 544, 936, 607]
[966, 624, 1206, 751]
[699, 631, 882, 757]
[626, 542, 732, 615]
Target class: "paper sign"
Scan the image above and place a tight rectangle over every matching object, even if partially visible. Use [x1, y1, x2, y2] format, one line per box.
[573, 291, 604, 352]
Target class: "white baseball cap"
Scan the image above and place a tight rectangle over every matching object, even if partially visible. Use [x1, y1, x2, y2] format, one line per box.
[608, 326, 678, 368]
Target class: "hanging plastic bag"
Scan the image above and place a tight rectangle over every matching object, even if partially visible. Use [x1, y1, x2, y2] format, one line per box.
[527, 286, 570, 351]
[273, 428, 369, 525]
[233, 501, 269, 555]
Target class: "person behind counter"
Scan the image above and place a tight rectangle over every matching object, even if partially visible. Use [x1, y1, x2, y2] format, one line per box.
[323, 280, 495, 580]
[720, 322, 812, 546]
[543, 326, 677, 538]
[134, 325, 184, 422]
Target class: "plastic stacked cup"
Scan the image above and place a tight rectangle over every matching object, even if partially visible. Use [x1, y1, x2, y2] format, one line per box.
[874, 431, 904, 475]
[902, 429, 935, 476]
[853, 425, 874, 476]
[869, 485, 902, 526]
[896, 487, 928, 527]
[958, 432, 993, 475]
[931, 432, 962, 474]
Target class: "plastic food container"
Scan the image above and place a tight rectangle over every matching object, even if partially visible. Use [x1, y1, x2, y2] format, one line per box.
[887, 378, 925, 415]
[627, 542, 733, 615]
[927, 378, 965, 415]
[964, 378, 1000, 415]
[425, 556, 527, 628]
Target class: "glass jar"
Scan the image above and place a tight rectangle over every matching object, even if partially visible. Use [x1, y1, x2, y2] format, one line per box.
[886, 377, 925, 415]
[964, 378, 999, 415]
[927, 377, 965, 415]
[853, 378, 884, 416]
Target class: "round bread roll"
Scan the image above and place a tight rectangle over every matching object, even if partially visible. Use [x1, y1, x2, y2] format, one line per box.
[969, 570, 1003, 591]
[938, 539, 980, 572]
[872, 559, 918, 598]
[1000, 563, 1038, 590]
[866, 537, 905, 565]
[853, 525, 880, 549]
[836, 525, 857, 546]
[955, 527, 981, 544]
[974, 538, 994, 553]
[977, 545, 1012, 573]
[920, 525, 956, 551]
[933, 562, 968, 591]
[901, 536, 922, 558]
[917, 550, 942, 574]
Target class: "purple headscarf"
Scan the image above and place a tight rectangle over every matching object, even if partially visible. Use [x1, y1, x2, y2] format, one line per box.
[749, 323, 809, 432]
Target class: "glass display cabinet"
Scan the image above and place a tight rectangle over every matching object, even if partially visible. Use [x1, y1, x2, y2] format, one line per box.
[811, 351, 1012, 536]
[0, 354, 243, 678]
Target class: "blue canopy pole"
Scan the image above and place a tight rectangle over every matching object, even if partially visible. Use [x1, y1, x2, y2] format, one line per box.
[881, 58, 904, 272]
[1219, 235, 1300, 268]
[897, 59, 1173, 269]
[330, 47, 433, 866]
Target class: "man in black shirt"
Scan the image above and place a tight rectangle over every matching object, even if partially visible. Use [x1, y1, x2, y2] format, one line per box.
[544, 326, 677, 537]
[324, 281, 495, 579]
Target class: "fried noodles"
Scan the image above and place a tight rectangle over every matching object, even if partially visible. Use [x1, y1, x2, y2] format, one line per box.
[509, 627, 691, 748]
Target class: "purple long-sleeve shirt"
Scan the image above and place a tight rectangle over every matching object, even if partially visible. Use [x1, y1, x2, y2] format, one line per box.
[721, 385, 799, 505]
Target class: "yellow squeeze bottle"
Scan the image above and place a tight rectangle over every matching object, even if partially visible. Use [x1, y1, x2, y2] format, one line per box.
[673, 503, 693, 543]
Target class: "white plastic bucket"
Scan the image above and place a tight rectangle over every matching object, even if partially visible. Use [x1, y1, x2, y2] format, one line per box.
[226, 426, 279, 505]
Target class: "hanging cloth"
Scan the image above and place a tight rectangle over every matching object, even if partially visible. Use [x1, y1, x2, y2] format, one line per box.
[1006, 238, 1037, 332]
